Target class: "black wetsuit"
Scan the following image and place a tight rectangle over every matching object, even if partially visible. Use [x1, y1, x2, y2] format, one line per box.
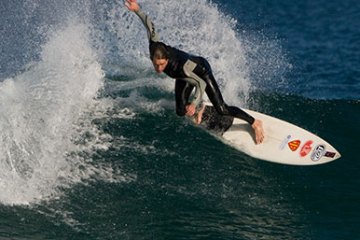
[134, 9, 255, 125]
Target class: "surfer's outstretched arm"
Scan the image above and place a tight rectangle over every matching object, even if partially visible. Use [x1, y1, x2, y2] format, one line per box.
[125, 0, 160, 42]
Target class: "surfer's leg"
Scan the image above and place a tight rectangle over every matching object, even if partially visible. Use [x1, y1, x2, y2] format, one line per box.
[192, 60, 264, 143]
[203, 74, 264, 143]
[175, 79, 194, 116]
[190, 58, 229, 115]
[190, 57, 255, 124]
[202, 72, 255, 125]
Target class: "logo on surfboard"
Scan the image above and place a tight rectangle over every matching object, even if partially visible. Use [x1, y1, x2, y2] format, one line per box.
[324, 151, 336, 158]
[288, 140, 301, 151]
[300, 140, 313, 157]
[279, 135, 291, 150]
[311, 144, 326, 161]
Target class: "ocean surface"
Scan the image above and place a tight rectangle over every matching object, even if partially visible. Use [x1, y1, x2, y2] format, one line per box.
[0, 0, 359, 239]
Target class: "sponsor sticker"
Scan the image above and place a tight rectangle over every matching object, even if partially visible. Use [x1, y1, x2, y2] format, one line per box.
[300, 140, 313, 157]
[288, 140, 301, 152]
[279, 135, 291, 150]
[325, 151, 336, 158]
[311, 145, 326, 162]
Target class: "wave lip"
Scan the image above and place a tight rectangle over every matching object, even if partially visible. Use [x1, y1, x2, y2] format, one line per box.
[0, 19, 107, 205]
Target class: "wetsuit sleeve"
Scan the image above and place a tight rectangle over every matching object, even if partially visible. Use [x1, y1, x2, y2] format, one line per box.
[134, 9, 160, 42]
[182, 60, 207, 107]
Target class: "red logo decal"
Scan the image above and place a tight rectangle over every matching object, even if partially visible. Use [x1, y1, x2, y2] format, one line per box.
[288, 140, 301, 151]
[300, 140, 313, 157]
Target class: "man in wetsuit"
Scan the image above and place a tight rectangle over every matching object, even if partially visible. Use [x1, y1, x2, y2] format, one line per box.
[125, 0, 265, 144]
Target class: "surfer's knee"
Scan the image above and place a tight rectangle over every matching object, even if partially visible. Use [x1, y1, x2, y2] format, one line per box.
[214, 104, 229, 116]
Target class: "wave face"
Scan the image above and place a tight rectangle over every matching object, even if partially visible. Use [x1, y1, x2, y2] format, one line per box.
[0, 18, 109, 204]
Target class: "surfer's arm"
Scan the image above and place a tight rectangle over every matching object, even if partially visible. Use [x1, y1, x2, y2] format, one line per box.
[125, 0, 160, 42]
[183, 60, 207, 109]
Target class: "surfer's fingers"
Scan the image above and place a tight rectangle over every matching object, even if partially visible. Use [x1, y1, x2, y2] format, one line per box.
[124, 0, 136, 9]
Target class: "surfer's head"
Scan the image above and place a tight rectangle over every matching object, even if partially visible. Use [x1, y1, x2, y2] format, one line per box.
[150, 42, 169, 73]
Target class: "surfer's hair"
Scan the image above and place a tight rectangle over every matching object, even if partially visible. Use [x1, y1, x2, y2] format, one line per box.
[150, 42, 169, 60]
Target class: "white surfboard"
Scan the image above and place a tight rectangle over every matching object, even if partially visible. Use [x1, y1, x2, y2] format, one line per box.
[198, 105, 341, 166]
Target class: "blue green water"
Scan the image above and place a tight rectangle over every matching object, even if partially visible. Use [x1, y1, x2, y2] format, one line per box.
[0, 0, 359, 239]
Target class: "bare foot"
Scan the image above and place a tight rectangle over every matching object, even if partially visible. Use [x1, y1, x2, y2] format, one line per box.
[252, 119, 264, 144]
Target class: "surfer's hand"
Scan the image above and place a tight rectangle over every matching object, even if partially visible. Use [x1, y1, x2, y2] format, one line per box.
[185, 104, 196, 117]
[194, 104, 206, 124]
[125, 0, 140, 12]
[252, 119, 264, 144]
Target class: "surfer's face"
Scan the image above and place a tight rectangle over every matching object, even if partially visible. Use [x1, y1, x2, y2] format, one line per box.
[152, 58, 168, 73]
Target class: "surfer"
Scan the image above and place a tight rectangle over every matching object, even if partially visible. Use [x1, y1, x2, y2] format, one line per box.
[125, 0, 264, 144]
